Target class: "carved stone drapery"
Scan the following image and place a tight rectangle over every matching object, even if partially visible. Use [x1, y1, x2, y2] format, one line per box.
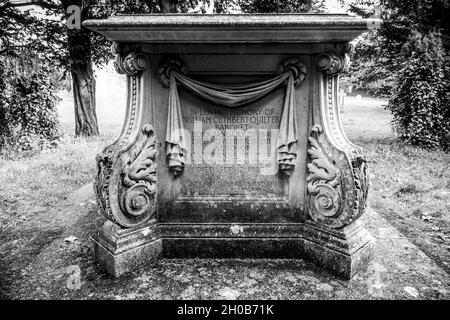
[157, 59, 188, 176]
[94, 45, 159, 228]
[306, 51, 369, 229]
[157, 57, 307, 176]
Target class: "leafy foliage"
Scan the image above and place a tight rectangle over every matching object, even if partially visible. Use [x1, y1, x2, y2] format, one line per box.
[0, 59, 7, 144]
[386, 31, 450, 150]
[0, 58, 62, 158]
[13, 1, 209, 137]
[0, 0, 43, 52]
[342, 0, 450, 98]
[30, 1, 207, 72]
[0, 2, 64, 156]
[342, 30, 400, 97]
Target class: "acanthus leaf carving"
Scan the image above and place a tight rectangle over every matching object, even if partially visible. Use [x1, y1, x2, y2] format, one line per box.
[351, 154, 369, 221]
[123, 124, 158, 188]
[95, 124, 159, 228]
[307, 128, 340, 186]
[120, 124, 158, 223]
[307, 124, 342, 222]
[95, 152, 115, 223]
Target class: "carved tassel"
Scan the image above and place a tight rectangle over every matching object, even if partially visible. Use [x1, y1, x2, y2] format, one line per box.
[166, 74, 187, 176]
[277, 73, 298, 175]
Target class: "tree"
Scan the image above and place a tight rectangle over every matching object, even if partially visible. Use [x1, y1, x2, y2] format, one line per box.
[0, 58, 7, 147]
[386, 31, 449, 150]
[0, 1, 44, 53]
[4, 0, 328, 139]
[19, 0, 215, 137]
[0, 1, 62, 154]
[2, 0, 102, 137]
[341, 0, 450, 97]
[341, 0, 450, 150]
[26, 0, 114, 137]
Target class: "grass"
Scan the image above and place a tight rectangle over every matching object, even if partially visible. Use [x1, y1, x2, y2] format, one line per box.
[341, 97, 450, 272]
[356, 136, 450, 273]
[0, 130, 115, 298]
[1, 64, 124, 233]
[0, 134, 114, 232]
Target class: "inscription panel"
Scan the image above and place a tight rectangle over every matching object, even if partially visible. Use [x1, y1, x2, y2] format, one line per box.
[178, 86, 286, 198]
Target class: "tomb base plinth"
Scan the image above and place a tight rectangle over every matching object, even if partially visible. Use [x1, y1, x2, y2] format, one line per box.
[93, 220, 374, 279]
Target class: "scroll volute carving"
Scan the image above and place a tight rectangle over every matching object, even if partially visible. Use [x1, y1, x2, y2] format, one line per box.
[95, 125, 159, 228]
[112, 43, 147, 76]
[306, 49, 370, 229]
[94, 43, 158, 228]
[306, 125, 368, 229]
[120, 125, 158, 221]
[317, 52, 348, 75]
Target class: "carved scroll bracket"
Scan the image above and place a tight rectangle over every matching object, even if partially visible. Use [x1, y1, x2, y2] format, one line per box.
[317, 52, 348, 75]
[112, 43, 147, 76]
[306, 123, 369, 229]
[95, 124, 159, 228]
[307, 52, 370, 229]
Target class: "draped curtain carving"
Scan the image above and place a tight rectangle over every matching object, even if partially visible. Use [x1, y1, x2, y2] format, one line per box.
[160, 58, 306, 176]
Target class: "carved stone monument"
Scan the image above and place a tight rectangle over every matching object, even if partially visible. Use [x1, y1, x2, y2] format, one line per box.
[84, 14, 376, 279]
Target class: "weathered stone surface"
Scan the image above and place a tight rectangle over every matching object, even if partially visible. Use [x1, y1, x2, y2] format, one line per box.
[83, 14, 378, 43]
[93, 220, 374, 279]
[85, 14, 378, 279]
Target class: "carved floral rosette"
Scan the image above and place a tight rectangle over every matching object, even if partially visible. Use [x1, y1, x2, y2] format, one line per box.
[306, 51, 369, 229]
[94, 44, 159, 228]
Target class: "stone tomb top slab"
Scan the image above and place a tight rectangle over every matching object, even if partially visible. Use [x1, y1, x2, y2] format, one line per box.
[83, 13, 378, 43]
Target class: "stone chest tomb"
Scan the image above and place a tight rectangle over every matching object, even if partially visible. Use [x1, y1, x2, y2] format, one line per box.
[84, 14, 376, 279]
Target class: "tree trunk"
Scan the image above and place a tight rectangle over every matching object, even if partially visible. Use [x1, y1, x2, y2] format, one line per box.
[64, 0, 99, 137]
[159, 0, 178, 13]
[71, 62, 99, 136]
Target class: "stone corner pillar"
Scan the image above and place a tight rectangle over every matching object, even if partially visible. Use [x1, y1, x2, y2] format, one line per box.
[92, 43, 163, 276]
[302, 50, 374, 278]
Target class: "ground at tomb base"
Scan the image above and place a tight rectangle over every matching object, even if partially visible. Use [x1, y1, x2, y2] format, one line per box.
[0, 182, 449, 300]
